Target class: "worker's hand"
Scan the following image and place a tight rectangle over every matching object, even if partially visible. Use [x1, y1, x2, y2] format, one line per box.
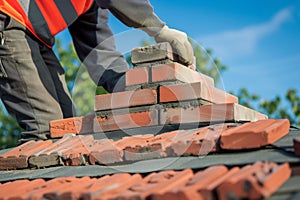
[154, 25, 194, 66]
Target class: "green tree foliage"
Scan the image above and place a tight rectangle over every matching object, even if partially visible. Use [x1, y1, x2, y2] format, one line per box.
[191, 41, 227, 84]
[0, 104, 22, 149]
[55, 40, 108, 116]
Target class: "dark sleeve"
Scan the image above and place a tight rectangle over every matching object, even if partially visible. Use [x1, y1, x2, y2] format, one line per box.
[68, 2, 128, 93]
[96, 0, 165, 36]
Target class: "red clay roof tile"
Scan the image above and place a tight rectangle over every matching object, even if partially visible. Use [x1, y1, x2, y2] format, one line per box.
[217, 162, 291, 199]
[0, 140, 52, 170]
[220, 119, 290, 150]
[0, 162, 290, 200]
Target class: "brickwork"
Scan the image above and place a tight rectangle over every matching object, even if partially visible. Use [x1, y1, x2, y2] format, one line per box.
[48, 42, 271, 138]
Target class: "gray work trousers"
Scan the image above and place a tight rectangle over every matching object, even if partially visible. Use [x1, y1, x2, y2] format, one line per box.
[0, 16, 74, 143]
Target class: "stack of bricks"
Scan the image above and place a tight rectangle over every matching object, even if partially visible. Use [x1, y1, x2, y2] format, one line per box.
[50, 42, 267, 138]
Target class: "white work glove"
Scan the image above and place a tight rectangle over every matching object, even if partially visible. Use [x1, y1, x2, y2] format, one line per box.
[154, 25, 195, 68]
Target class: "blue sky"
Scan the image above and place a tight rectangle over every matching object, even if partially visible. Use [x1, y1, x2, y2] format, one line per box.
[103, 0, 300, 101]
[56, 0, 300, 102]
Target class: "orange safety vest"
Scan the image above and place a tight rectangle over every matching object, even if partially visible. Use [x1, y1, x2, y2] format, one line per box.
[0, 0, 94, 47]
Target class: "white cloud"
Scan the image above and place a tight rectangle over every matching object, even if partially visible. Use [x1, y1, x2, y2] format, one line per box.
[199, 7, 293, 59]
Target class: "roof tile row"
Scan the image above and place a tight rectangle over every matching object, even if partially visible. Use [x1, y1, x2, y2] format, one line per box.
[0, 162, 290, 200]
[0, 119, 290, 170]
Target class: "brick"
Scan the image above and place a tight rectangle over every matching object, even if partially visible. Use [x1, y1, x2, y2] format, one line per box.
[145, 169, 194, 200]
[94, 110, 159, 132]
[220, 119, 290, 150]
[217, 162, 291, 200]
[160, 103, 268, 125]
[152, 63, 214, 87]
[27, 177, 79, 200]
[116, 134, 157, 161]
[61, 136, 94, 166]
[0, 179, 46, 200]
[123, 131, 180, 161]
[81, 174, 136, 199]
[89, 139, 124, 165]
[126, 67, 149, 86]
[131, 42, 178, 65]
[129, 169, 194, 200]
[94, 88, 157, 111]
[0, 179, 31, 199]
[29, 135, 94, 168]
[159, 82, 238, 104]
[28, 136, 75, 168]
[200, 167, 240, 200]
[165, 124, 235, 157]
[60, 178, 100, 200]
[294, 137, 300, 156]
[79, 175, 117, 198]
[155, 166, 228, 200]
[43, 177, 92, 200]
[49, 114, 95, 138]
[0, 140, 53, 170]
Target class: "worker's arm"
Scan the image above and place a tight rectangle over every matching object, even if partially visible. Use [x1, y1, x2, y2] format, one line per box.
[69, 3, 127, 93]
[97, 0, 194, 66]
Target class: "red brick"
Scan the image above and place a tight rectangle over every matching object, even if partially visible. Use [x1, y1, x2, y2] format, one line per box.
[217, 162, 291, 200]
[50, 114, 95, 138]
[155, 166, 228, 200]
[43, 177, 92, 200]
[129, 169, 194, 200]
[0, 179, 31, 199]
[220, 119, 290, 150]
[81, 174, 137, 199]
[126, 67, 149, 86]
[0, 140, 53, 170]
[160, 103, 267, 125]
[61, 136, 95, 166]
[165, 124, 235, 157]
[159, 82, 238, 104]
[1, 179, 46, 200]
[293, 137, 300, 156]
[116, 134, 156, 161]
[123, 131, 181, 161]
[145, 169, 194, 200]
[94, 88, 157, 111]
[28, 177, 79, 200]
[28, 136, 74, 168]
[29, 136, 94, 167]
[79, 175, 118, 199]
[200, 167, 240, 200]
[152, 63, 214, 86]
[94, 110, 159, 132]
[89, 139, 124, 165]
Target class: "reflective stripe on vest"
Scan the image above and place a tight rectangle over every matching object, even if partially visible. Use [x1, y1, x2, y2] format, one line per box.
[1, 0, 93, 46]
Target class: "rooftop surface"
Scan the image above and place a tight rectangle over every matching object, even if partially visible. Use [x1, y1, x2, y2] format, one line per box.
[0, 43, 299, 200]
